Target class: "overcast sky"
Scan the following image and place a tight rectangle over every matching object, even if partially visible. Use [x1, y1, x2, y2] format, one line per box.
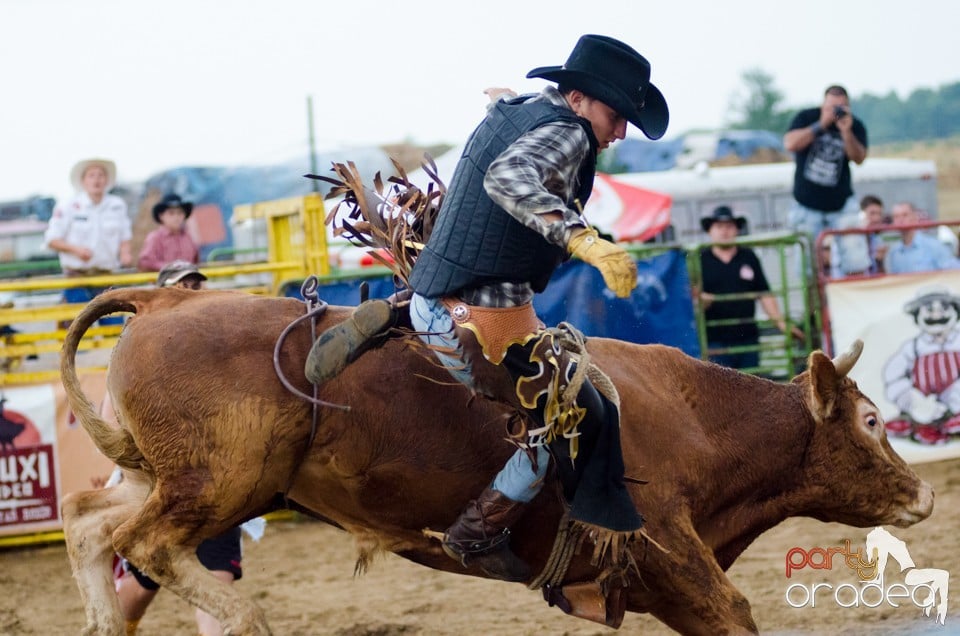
[2, 0, 958, 203]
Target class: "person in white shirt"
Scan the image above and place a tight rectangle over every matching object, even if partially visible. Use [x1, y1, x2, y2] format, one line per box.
[44, 157, 132, 275]
[43, 158, 133, 322]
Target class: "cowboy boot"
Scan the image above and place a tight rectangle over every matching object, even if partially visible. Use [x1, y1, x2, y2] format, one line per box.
[305, 299, 395, 384]
[442, 486, 531, 582]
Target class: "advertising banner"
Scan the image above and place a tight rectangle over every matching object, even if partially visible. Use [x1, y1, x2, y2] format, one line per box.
[0, 373, 114, 537]
[826, 270, 960, 464]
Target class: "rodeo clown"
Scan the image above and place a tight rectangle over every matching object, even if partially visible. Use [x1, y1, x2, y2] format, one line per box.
[883, 285, 960, 444]
[306, 34, 668, 582]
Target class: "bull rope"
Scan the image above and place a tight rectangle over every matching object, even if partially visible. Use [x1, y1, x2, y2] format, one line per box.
[527, 511, 585, 590]
[272, 277, 351, 443]
[524, 328, 661, 592]
[551, 322, 620, 412]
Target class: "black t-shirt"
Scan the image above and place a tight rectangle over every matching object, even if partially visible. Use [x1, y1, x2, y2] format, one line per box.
[789, 107, 868, 212]
[700, 248, 770, 344]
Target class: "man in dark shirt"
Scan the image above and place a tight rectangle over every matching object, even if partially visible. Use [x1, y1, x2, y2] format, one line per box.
[698, 206, 798, 370]
[783, 85, 868, 276]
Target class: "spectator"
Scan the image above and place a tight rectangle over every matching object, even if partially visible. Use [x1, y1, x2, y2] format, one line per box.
[45, 158, 132, 274]
[157, 259, 207, 290]
[698, 206, 802, 370]
[43, 157, 132, 326]
[138, 193, 199, 271]
[884, 202, 960, 274]
[859, 194, 891, 273]
[831, 194, 890, 277]
[783, 85, 868, 276]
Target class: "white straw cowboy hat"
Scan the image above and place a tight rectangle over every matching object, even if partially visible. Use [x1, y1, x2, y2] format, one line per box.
[70, 158, 117, 191]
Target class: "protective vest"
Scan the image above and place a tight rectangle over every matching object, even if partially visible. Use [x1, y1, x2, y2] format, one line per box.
[409, 96, 597, 298]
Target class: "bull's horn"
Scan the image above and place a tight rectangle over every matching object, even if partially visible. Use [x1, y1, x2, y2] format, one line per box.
[832, 339, 864, 377]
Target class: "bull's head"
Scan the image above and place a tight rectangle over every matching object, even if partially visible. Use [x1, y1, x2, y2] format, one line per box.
[796, 340, 934, 528]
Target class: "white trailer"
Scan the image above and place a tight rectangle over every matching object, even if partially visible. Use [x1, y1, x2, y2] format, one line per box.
[613, 158, 938, 242]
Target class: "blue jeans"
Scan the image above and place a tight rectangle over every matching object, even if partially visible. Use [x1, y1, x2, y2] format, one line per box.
[788, 196, 868, 276]
[408, 293, 548, 503]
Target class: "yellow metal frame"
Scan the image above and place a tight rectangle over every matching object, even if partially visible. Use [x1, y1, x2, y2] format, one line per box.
[232, 192, 329, 288]
[0, 510, 300, 549]
[0, 196, 326, 383]
[0, 193, 330, 543]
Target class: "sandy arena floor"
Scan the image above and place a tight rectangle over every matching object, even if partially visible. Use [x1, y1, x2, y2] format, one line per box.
[0, 457, 957, 635]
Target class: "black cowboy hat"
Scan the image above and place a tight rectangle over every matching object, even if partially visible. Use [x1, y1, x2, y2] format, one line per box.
[700, 205, 746, 232]
[152, 193, 194, 224]
[526, 34, 669, 140]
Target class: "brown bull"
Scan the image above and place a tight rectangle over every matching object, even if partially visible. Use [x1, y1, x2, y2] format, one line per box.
[60, 287, 933, 635]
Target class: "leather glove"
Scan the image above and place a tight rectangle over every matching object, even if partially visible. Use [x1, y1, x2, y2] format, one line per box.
[567, 227, 637, 298]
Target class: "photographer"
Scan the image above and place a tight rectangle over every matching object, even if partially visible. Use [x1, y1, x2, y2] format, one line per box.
[783, 85, 869, 276]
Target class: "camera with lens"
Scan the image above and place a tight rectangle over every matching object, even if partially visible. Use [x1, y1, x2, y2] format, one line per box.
[833, 105, 848, 118]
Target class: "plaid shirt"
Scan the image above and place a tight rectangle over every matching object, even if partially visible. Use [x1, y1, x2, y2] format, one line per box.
[461, 87, 592, 308]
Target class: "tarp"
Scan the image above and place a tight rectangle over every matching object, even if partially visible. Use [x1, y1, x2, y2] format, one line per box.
[300, 252, 700, 356]
[605, 137, 684, 172]
[826, 270, 960, 464]
[143, 149, 395, 261]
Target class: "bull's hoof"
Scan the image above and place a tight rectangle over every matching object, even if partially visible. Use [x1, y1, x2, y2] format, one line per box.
[305, 299, 394, 384]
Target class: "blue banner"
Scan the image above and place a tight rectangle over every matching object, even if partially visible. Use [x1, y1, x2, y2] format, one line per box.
[533, 251, 699, 357]
[296, 251, 699, 357]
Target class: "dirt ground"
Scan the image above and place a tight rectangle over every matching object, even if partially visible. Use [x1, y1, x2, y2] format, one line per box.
[0, 455, 956, 635]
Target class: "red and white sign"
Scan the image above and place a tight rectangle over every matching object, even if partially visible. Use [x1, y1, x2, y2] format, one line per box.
[0, 376, 114, 537]
[0, 444, 58, 526]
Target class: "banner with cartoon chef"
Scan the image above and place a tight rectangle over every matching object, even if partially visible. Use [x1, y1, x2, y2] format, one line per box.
[826, 270, 960, 464]
[0, 373, 113, 537]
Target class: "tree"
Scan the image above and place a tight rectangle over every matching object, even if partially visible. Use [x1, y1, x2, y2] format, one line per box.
[726, 68, 793, 132]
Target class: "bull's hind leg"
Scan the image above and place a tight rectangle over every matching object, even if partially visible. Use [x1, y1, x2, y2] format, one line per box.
[62, 472, 150, 636]
[112, 489, 271, 636]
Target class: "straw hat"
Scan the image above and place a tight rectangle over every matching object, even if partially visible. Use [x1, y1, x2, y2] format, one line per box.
[70, 158, 117, 191]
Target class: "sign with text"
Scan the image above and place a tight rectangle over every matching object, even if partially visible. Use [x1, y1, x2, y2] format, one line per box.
[0, 374, 114, 537]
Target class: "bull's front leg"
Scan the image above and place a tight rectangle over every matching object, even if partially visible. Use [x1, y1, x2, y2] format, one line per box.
[628, 519, 758, 635]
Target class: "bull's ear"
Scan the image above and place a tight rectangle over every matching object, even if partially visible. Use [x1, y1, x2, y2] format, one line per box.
[806, 351, 839, 421]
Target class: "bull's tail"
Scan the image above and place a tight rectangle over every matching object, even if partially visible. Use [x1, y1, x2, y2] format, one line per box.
[59, 290, 146, 471]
